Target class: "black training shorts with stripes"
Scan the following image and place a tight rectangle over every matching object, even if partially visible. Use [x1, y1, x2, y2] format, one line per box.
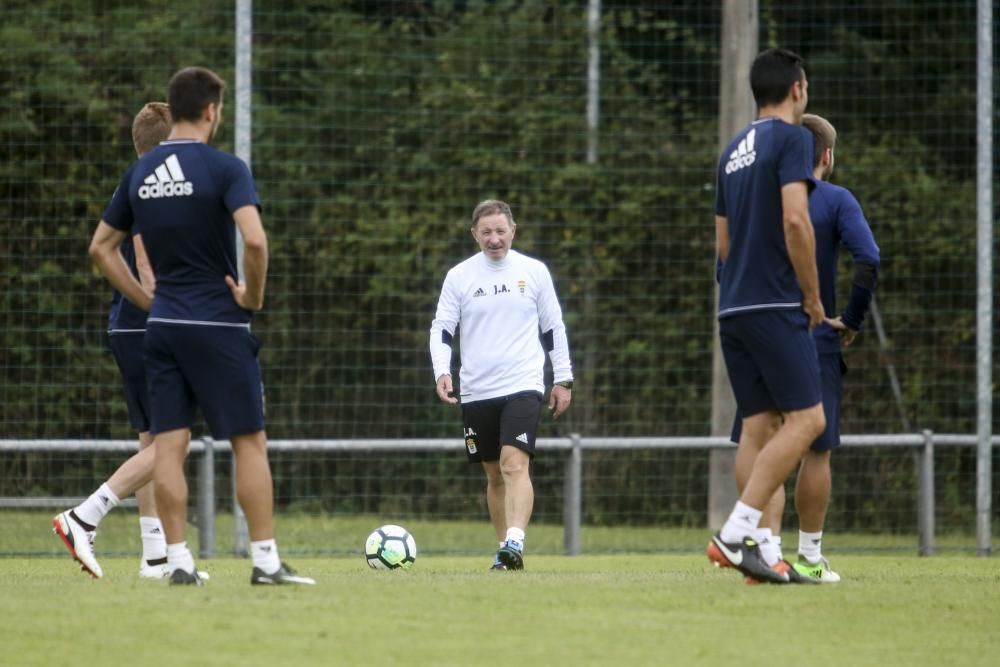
[460, 390, 543, 463]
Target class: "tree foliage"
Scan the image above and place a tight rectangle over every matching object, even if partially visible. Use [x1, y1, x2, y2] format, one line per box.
[0, 1, 993, 527]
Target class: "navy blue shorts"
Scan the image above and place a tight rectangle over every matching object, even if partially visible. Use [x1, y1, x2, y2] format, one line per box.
[144, 323, 265, 439]
[720, 309, 822, 416]
[108, 332, 151, 433]
[730, 352, 846, 452]
[812, 353, 846, 451]
[460, 391, 543, 463]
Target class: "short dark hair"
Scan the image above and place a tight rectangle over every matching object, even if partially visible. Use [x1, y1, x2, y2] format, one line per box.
[168, 67, 225, 122]
[750, 48, 806, 109]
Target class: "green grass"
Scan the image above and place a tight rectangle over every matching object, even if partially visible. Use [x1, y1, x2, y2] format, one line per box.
[3, 554, 999, 667]
[5, 510, 996, 665]
[0, 510, 984, 557]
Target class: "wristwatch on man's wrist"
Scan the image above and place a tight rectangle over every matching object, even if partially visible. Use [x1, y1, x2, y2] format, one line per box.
[554, 380, 573, 390]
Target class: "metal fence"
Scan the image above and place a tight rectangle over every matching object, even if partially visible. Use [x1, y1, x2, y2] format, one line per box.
[1, 1, 995, 559]
[3, 433, 995, 557]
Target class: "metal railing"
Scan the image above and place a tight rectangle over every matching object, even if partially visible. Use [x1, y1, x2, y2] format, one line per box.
[1, 432, 995, 557]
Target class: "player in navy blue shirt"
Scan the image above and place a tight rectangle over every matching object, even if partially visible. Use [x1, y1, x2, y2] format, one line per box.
[54, 103, 188, 580]
[88, 67, 313, 586]
[732, 114, 880, 582]
[706, 48, 828, 584]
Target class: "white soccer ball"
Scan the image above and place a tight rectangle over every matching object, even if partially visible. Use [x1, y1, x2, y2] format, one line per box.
[365, 524, 417, 570]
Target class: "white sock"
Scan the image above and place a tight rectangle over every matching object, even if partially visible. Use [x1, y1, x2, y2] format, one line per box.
[498, 541, 505, 549]
[139, 516, 167, 564]
[799, 530, 824, 563]
[720, 500, 762, 543]
[74, 483, 121, 527]
[758, 528, 780, 566]
[166, 542, 195, 575]
[505, 527, 525, 546]
[251, 538, 281, 573]
[772, 534, 784, 561]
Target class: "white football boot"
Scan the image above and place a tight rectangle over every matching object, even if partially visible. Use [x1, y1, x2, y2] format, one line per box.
[53, 511, 103, 579]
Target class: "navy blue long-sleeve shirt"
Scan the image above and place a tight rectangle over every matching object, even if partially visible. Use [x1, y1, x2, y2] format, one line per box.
[809, 180, 880, 354]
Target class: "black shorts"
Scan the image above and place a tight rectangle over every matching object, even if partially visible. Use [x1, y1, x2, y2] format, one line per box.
[108, 332, 151, 433]
[460, 391, 543, 463]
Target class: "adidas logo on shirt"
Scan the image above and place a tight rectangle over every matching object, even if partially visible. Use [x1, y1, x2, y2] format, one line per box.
[515, 433, 529, 444]
[138, 154, 193, 199]
[473, 288, 486, 297]
[724, 128, 756, 174]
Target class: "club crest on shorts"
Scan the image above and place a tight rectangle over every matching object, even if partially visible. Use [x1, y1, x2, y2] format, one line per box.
[464, 427, 478, 454]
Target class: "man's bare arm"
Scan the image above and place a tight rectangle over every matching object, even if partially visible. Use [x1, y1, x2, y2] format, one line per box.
[781, 181, 823, 327]
[89, 221, 152, 311]
[225, 205, 268, 311]
[715, 215, 730, 263]
[132, 234, 156, 292]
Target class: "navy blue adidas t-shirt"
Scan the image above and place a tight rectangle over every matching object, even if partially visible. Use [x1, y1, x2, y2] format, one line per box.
[809, 180, 880, 354]
[715, 117, 815, 319]
[106, 238, 148, 332]
[103, 139, 260, 325]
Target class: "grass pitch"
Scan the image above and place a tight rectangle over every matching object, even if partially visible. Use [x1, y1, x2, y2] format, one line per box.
[1, 510, 980, 557]
[3, 553, 998, 667]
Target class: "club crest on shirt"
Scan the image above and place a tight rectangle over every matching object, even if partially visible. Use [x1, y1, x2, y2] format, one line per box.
[518, 280, 526, 296]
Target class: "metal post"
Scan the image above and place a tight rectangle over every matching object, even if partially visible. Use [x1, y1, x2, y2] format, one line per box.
[579, 1, 601, 435]
[232, 444, 249, 557]
[234, 0, 253, 282]
[917, 430, 935, 556]
[564, 434, 583, 556]
[975, 0, 993, 558]
[197, 436, 215, 559]
[585, 0, 600, 165]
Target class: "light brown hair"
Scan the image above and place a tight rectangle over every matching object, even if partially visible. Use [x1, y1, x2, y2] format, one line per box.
[802, 113, 837, 168]
[131, 102, 172, 156]
[471, 199, 514, 227]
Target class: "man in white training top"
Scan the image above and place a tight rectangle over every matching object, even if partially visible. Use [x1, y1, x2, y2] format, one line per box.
[430, 199, 574, 571]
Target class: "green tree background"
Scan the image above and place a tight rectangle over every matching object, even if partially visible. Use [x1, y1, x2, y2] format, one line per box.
[0, 0, 995, 532]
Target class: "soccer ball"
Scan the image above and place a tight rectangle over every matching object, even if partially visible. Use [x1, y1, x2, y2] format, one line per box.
[365, 524, 417, 570]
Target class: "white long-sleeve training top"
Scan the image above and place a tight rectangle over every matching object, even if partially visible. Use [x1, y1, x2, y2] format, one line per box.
[430, 249, 573, 403]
